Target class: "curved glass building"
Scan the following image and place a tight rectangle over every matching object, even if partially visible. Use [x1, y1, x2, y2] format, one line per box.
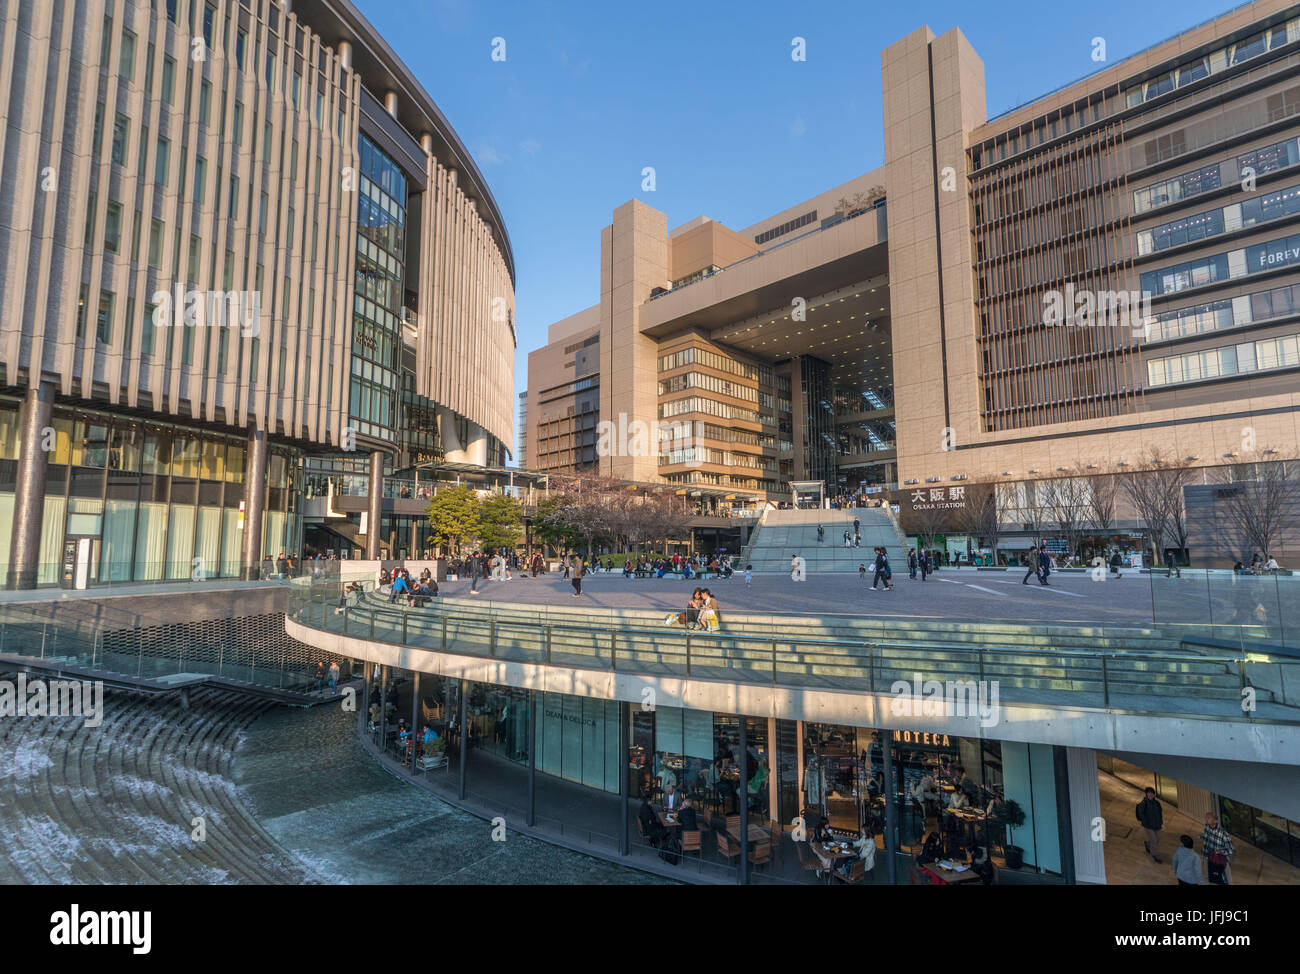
[0, 0, 515, 587]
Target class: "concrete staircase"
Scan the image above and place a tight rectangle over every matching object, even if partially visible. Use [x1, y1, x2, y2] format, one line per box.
[338, 590, 1274, 714]
[740, 507, 906, 573]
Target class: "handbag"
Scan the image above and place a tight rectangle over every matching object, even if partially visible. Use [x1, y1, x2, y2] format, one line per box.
[1208, 851, 1228, 868]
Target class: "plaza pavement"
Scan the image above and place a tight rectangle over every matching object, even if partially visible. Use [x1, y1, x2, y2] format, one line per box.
[437, 566, 1161, 626]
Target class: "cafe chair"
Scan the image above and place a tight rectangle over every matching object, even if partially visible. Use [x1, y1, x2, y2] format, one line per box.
[833, 859, 867, 885]
[725, 814, 741, 834]
[716, 833, 739, 862]
[681, 829, 703, 859]
[747, 839, 772, 870]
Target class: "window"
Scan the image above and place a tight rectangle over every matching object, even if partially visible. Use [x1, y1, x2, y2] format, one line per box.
[227, 173, 239, 220]
[76, 284, 89, 338]
[104, 200, 122, 253]
[120, 29, 136, 81]
[92, 101, 105, 155]
[96, 291, 115, 344]
[111, 113, 129, 165]
[130, 209, 141, 262]
[235, 29, 247, 70]
[193, 156, 206, 204]
[161, 57, 175, 104]
[142, 303, 157, 355]
[199, 81, 211, 125]
[149, 219, 164, 268]
[202, 3, 215, 48]
[84, 191, 97, 247]
[165, 0, 177, 23]
[155, 136, 170, 185]
[145, 43, 154, 93]
[188, 235, 201, 283]
[232, 101, 243, 142]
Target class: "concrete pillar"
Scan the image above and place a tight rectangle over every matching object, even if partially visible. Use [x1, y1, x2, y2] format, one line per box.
[7, 382, 54, 589]
[337, 39, 352, 70]
[384, 91, 398, 118]
[790, 357, 806, 483]
[366, 450, 383, 559]
[241, 426, 268, 580]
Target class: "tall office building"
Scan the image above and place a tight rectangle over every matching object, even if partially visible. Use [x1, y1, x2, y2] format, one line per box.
[527, 0, 1300, 527]
[0, 0, 515, 587]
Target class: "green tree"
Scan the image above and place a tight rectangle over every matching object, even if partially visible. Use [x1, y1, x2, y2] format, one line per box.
[426, 485, 481, 556]
[478, 494, 523, 550]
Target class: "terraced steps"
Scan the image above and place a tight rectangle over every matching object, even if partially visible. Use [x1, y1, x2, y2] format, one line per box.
[740, 508, 906, 573]
[0, 686, 325, 884]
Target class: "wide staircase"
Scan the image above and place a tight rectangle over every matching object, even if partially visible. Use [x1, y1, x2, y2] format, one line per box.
[305, 585, 1293, 719]
[740, 507, 907, 573]
[0, 685, 323, 883]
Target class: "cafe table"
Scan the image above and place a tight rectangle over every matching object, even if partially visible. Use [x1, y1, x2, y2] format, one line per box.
[726, 822, 771, 844]
[919, 861, 982, 885]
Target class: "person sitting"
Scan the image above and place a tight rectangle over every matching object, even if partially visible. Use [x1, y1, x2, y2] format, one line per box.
[837, 828, 876, 878]
[970, 845, 996, 885]
[949, 789, 970, 811]
[663, 782, 683, 812]
[638, 796, 665, 847]
[677, 795, 699, 833]
[810, 814, 832, 844]
[686, 589, 704, 630]
[916, 831, 943, 866]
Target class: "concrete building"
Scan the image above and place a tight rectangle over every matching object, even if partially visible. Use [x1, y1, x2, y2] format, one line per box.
[0, 0, 515, 587]
[525, 0, 1300, 548]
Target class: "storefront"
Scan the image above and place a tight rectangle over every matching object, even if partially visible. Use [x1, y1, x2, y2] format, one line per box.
[0, 401, 301, 586]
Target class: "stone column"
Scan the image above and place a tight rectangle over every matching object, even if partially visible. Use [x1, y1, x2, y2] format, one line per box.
[7, 382, 54, 589]
[241, 425, 268, 580]
[366, 450, 384, 559]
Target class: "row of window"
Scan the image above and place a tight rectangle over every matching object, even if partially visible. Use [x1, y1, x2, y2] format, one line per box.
[657, 372, 759, 403]
[1141, 232, 1300, 296]
[1137, 180, 1300, 256]
[1133, 136, 1299, 215]
[658, 448, 776, 470]
[657, 346, 767, 383]
[1146, 332, 1300, 386]
[658, 398, 760, 423]
[1123, 17, 1300, 108]
[1146, 283, 1300, 344]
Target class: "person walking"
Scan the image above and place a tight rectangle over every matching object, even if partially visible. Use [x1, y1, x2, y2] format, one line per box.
[1137, 786, 1164, 862]
[327, 660, 340, 692]
[908, 549, 917, 580]
[1201, 812, 1235, 885]
[817, 524, 824, 544]
[919, 549, 930, 581]
[469, 550, 482, 595]
[859, 562, 867, 580]
[570, 555, 585, 597]
[745, 564, 753, 588]
[1023, 544, 1051, 585]
[1172, 835, 1202, 885]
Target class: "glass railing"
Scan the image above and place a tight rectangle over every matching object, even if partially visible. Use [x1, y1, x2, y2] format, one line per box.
[287, 577, 1300, 724]
[1147, 568, 1299, 652]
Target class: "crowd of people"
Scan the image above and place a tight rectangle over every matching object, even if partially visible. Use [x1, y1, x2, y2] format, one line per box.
[379, 565, 438, 605]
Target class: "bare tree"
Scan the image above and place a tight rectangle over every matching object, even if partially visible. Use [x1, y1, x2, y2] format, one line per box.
[1043, 474, 1092, 564]
[1214, 452, 1300, 563]
[958, 480, 1003, 563]
[1087, 469, 1119, 547]
[1120, 449, 1195, 566]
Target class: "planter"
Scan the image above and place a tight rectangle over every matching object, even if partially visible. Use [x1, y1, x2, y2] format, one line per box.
[976, 566, 1008, 571]
[1003, 845, 1024, 870]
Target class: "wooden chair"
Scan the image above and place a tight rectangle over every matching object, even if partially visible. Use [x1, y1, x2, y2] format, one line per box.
[725, 814, 741, 834]
[833, 859, 867, 884]
[748, 839, 772, 869]
[716, 832, 739, 862]
[681, 829, 703, 858]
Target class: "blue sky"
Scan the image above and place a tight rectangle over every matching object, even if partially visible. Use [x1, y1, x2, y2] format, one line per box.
[358, 0, 1240, 399]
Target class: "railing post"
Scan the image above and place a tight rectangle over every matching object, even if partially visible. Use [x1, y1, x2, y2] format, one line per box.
[867, 641, 875, 694]
[369, 609, 375, 641]
[1100, 654, 1110, 709]
[402, 610, 408, 645]
[684, 632, 691, 677]
[489, 620, 497, 658]
[610, 629, 616, 670]
[342, 608, 349, 638]
[91, 631, 99, 668]
[40, 623, 47, 659]
[772, 638, 778, 685]
[442, 616, 448, 654]
[545, 626, 552, 664]
[978, 647, 985, 686]
[136, 630, 143, 678]
[1239, 657, 1249, 715]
